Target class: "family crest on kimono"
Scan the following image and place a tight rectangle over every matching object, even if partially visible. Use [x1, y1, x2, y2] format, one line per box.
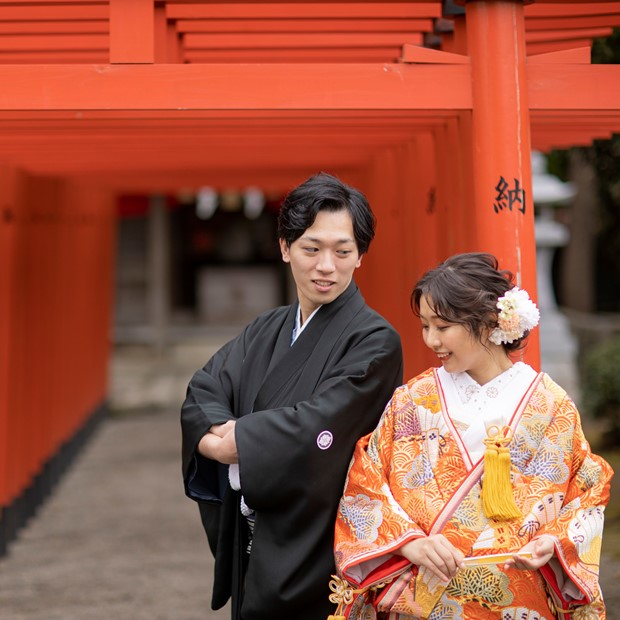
[180, 172, 403, 620]
[332, 252, 613, 620]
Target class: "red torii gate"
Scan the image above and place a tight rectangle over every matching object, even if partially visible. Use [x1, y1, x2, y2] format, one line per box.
[1, 0, 620, 553]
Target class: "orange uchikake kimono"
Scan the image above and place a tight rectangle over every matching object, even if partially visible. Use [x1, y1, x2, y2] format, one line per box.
[333, 366, 613, 620]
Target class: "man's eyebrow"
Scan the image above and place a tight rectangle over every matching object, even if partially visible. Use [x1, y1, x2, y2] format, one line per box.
[300, 235, 355, 243]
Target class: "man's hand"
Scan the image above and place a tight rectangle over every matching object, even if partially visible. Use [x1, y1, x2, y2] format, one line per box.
[197, 421, 238, 464]
[398, 534, 464, 582]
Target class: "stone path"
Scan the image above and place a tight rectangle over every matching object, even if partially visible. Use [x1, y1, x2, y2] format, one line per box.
[0, 410, 229, 620]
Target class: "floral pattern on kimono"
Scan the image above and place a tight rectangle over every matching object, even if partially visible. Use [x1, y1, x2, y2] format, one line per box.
[334, 367, 613, 620]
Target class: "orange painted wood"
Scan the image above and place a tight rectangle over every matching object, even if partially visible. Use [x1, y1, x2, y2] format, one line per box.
[0, 174, 115, 509]
[0, 49, 613, 109]
[0, 165, 17, 506]
[175, 18, 434, 34]
[182, 48, 409, 63]
[0, 34, 107, 52]
[525, 3, 620, 18]
[465, 0, 539, 369]
[0, 64, 473, 110]
[525, 14, 620, 30]
[183, 32, 425, 49]
[527, 46, 591, 64]
[154, 3, 182, 63]
[401, 44, 468, 63]
[166, 3, 442, 20]
[0, 52, 107, 63]
[0, 21, 107, 35]
[0, 6, 107, 20]
[110, 0, 154, 63]
[364, 146, 415, 343]
[526, 39, 597, 55]
[526, 27, 613, 43]
[528, 64, 620, 110]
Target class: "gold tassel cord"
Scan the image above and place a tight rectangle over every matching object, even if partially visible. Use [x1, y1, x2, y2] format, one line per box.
[327, 575, 387, 620]
[481, 425, 522, 521]
[327, 575, 355, 619]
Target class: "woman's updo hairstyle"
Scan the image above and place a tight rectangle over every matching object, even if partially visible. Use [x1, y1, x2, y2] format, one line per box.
[411, 252, 528, 352]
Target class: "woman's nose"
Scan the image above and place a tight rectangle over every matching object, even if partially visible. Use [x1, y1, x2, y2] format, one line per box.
[426, 329, 440, 348]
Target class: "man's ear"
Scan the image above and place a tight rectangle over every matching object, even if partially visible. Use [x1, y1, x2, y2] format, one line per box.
[355, 254, 363, 269]
[279, 238, 290, 263]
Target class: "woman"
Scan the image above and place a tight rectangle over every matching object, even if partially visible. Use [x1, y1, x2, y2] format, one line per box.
[330, 253, 613, 620]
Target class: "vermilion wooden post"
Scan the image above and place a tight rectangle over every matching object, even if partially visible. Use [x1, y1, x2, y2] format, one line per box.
[0, 165, 17, 516]
[110, 0, 154, 64]
[465, 0, 540, 369]
[400, 136, 438, 378]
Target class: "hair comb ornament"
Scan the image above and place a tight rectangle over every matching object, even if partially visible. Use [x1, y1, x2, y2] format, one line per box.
[489, 287, 540, 345]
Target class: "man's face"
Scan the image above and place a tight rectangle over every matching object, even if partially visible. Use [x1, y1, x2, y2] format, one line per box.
[279, 209, 362, 323]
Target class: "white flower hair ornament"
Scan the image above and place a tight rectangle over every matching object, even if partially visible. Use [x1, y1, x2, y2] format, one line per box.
[489, 287, 540, 345]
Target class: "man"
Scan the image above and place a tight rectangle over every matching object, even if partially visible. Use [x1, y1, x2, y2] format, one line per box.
[181, 172, 403, 620]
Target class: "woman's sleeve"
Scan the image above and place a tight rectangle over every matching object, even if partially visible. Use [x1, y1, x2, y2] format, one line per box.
[537, 394, 614, 613]
[334, 385, 426, 588]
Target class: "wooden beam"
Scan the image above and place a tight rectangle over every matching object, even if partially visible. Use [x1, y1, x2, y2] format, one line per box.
[0, 51, 106, 63]
[527, 46, 591, 64]
[182, 32, 424, 49]
[0, 62, 616, 111]
[0, 63, 473, 110]
[110, 0, 154, 64]
[0, 6, 107, 20]
[526, 39, 595, 55]
[182, 48, 408, 62]
[525, 14, 620, 30]
[524, 3, 620, 18]
[166, 3, 442, 20]
[525, 27, 613, 43]
[0, 21, 107, 36]
[0, 34, 107, 52]
[528, 64, 620, 110]
[401, 44, 468, 63]
[174, 18, 434, 34]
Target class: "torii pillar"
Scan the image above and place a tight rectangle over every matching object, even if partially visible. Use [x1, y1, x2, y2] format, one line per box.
[466, 0, 540, 368]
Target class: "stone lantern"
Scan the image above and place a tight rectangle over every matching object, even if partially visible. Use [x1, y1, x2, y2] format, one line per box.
[532, 151, 579, 395]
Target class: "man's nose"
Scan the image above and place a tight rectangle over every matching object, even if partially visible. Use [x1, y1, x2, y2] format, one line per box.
[317, 252, 335, 272]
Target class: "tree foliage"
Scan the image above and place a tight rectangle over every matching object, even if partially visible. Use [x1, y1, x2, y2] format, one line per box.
[548, 30, 620, 311]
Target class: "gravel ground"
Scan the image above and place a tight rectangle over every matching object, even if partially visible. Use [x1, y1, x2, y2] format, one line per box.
[1, 408, 618, 620]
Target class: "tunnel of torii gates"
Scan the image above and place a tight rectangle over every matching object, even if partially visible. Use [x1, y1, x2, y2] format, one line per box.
[1, 0, 620, 552]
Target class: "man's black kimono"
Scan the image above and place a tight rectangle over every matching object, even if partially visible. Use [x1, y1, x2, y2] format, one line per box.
[181, 282, 403, 620]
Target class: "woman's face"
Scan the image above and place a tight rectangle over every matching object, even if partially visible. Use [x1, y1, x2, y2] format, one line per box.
[418, 295, 508, 385]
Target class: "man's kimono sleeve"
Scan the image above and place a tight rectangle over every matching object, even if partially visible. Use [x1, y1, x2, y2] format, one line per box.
[180, 331, 246, 504]
[535, 388, 614, 612]
[335, 385, 426, 588]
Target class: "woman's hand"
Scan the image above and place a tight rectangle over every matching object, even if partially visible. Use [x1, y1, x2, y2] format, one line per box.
[398, 535, 464, 582]
[503, 535, 555, 571]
